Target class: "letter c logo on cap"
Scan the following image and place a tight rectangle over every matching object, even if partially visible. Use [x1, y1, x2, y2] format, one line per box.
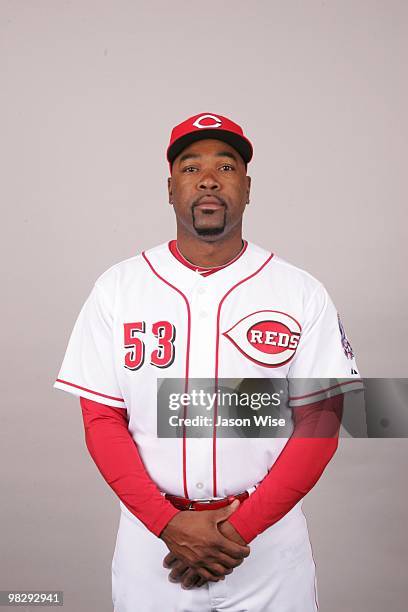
[193, 114, 222, 129]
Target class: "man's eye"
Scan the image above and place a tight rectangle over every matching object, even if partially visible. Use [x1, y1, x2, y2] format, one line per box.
[183, 166, 198, 173]
[220, 164, 234, 171]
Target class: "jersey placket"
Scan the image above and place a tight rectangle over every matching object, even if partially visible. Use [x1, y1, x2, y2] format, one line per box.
[180, 250, 275, 500]
[184, 273, 218, 500]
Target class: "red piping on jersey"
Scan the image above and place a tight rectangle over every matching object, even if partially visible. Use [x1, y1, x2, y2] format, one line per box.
[142, 251, 191, 499]
[289, 379, 364, 401]
[55, 379, 125, 402]
[212, 252, 274, 497]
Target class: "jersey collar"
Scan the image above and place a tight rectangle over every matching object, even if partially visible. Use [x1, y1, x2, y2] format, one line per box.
[143, 240, 273, 300]
[168, 240, 248, 277]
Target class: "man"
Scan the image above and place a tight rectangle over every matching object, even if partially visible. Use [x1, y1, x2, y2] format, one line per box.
[54, 112, 363, 611]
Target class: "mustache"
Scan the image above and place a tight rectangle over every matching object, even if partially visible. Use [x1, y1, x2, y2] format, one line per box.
[192, 195, 227, 208]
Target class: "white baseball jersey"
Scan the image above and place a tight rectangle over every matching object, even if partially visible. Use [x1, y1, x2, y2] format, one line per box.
[54, 240, 363, 611]
[55, 239, 362, 499]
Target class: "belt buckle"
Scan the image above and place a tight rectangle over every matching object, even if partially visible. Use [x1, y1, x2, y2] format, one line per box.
[190, 498, 214, 510]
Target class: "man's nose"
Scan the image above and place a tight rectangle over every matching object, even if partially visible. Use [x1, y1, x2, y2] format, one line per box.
[197, 170, 220, 190]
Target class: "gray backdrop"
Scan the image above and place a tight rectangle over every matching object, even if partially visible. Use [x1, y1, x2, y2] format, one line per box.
[1, 1, 407, 611]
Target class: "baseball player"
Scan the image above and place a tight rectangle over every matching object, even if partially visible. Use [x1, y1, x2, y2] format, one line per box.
[54, 112, 363, 611]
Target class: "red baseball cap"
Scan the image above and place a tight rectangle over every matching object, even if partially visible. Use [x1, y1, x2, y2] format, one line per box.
[167, 112, 253, 170]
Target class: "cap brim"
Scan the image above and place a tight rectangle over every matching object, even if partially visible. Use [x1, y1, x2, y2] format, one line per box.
[167, 129, 253, 166]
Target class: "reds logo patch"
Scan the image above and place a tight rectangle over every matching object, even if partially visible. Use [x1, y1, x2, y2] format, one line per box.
[223, 310, 302, 367]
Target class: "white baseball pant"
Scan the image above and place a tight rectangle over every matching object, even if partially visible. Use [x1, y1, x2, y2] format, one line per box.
[112, 503, 318, 612]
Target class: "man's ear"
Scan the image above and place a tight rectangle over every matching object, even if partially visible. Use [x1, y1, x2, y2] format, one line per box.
[246, 176, 251, 204]
[168, 177, 173, 205]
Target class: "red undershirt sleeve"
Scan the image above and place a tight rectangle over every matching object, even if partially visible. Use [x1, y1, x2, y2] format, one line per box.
[227, 394, 343, 544]
[79, 396, 180, 537]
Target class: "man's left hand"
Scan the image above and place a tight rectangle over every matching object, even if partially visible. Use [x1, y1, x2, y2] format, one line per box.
[163, 519, 247, 589]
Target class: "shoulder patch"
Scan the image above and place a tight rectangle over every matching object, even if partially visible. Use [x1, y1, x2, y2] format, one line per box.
[337, 313, 355, 359]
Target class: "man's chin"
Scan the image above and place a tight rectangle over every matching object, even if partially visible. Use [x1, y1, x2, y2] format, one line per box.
[194, 226, 225, 237]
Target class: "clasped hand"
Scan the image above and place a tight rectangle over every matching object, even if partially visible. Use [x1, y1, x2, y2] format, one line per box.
[160, 500, 249, 589]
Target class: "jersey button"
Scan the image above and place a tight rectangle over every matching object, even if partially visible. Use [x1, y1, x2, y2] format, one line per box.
[196, 482, 204, 489]
[199, 310, 208, 318]
[197, 286, 206, 295]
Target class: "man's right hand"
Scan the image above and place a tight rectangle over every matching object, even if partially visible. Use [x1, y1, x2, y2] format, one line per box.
[160, 500, 250, 582]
